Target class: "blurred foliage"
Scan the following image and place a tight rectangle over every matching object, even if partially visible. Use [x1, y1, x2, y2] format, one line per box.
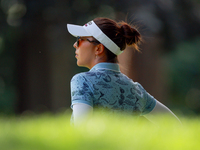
[0, 0, 23, 114]
[0, 0, 200, 114]
[0, 112, 199, 150]
[0, 27, 19, 114]
[166, 37, 200, 114]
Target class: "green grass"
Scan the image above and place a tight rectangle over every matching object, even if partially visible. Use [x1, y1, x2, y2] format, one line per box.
[0, 112, 199, 150]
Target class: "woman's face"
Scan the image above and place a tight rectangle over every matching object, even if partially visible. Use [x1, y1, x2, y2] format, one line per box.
[73, 36, 97, 69]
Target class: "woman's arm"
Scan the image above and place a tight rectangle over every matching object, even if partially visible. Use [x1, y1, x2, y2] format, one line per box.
[72, 101, 181, 126]
[72, 103, 93, 126]
[144, 101, 181, 125]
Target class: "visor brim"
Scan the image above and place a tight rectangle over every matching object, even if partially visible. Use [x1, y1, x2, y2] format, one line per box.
[67, 24, 91, 37]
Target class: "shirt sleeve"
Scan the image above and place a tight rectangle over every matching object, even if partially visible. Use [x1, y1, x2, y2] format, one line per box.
[133, 82, 156, 115]
[141, 91, 157, 115]
[70, 73, 94, 109]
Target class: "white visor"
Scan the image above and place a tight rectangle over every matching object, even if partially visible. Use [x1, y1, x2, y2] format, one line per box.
[67, 20, 122, 55]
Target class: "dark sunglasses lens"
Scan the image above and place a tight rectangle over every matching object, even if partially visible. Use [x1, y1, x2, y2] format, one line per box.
[77, 40, 79, 47]
[76, 37, 79, 47]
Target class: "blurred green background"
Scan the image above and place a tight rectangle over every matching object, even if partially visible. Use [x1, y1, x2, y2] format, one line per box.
[0, 0, 200, 116]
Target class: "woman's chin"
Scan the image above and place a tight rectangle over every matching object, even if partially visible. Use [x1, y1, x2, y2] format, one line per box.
[77, 61, 83, 67]
[77, 62, 88, 68]
[77, 62, 80, 66]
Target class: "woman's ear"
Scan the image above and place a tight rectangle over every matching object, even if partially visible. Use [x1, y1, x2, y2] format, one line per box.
[95, 44, 105, 55]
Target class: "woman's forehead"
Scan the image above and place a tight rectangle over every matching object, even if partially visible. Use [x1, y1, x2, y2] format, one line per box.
[80, 36, 93, 38]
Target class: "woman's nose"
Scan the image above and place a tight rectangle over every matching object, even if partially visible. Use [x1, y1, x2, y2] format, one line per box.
[73, 42, 77, 48]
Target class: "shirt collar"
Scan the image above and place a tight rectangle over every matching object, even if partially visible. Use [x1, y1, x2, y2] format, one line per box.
[90, 62, 120, 72]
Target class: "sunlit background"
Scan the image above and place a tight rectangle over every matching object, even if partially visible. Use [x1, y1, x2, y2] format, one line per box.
[0, 0, 200, 116]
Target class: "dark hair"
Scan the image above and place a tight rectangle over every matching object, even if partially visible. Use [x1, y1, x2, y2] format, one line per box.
[93, 17, 142, 62]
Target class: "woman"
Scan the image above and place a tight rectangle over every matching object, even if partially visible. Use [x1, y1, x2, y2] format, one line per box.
[67, 17, 180, 125]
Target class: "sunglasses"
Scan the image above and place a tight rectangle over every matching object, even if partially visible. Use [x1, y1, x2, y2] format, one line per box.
[76, 36, 100, 47]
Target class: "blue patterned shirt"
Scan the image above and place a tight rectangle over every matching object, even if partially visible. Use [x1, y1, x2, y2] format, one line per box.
[70, 63, 156, 115]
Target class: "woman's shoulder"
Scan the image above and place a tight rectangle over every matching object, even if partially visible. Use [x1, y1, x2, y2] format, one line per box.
[71, 70, 101, 80]
[71, 72, 88, 81]
[71, 71, 97, 84]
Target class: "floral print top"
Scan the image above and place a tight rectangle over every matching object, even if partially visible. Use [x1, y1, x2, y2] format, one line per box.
[71, 63, 156, 115]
